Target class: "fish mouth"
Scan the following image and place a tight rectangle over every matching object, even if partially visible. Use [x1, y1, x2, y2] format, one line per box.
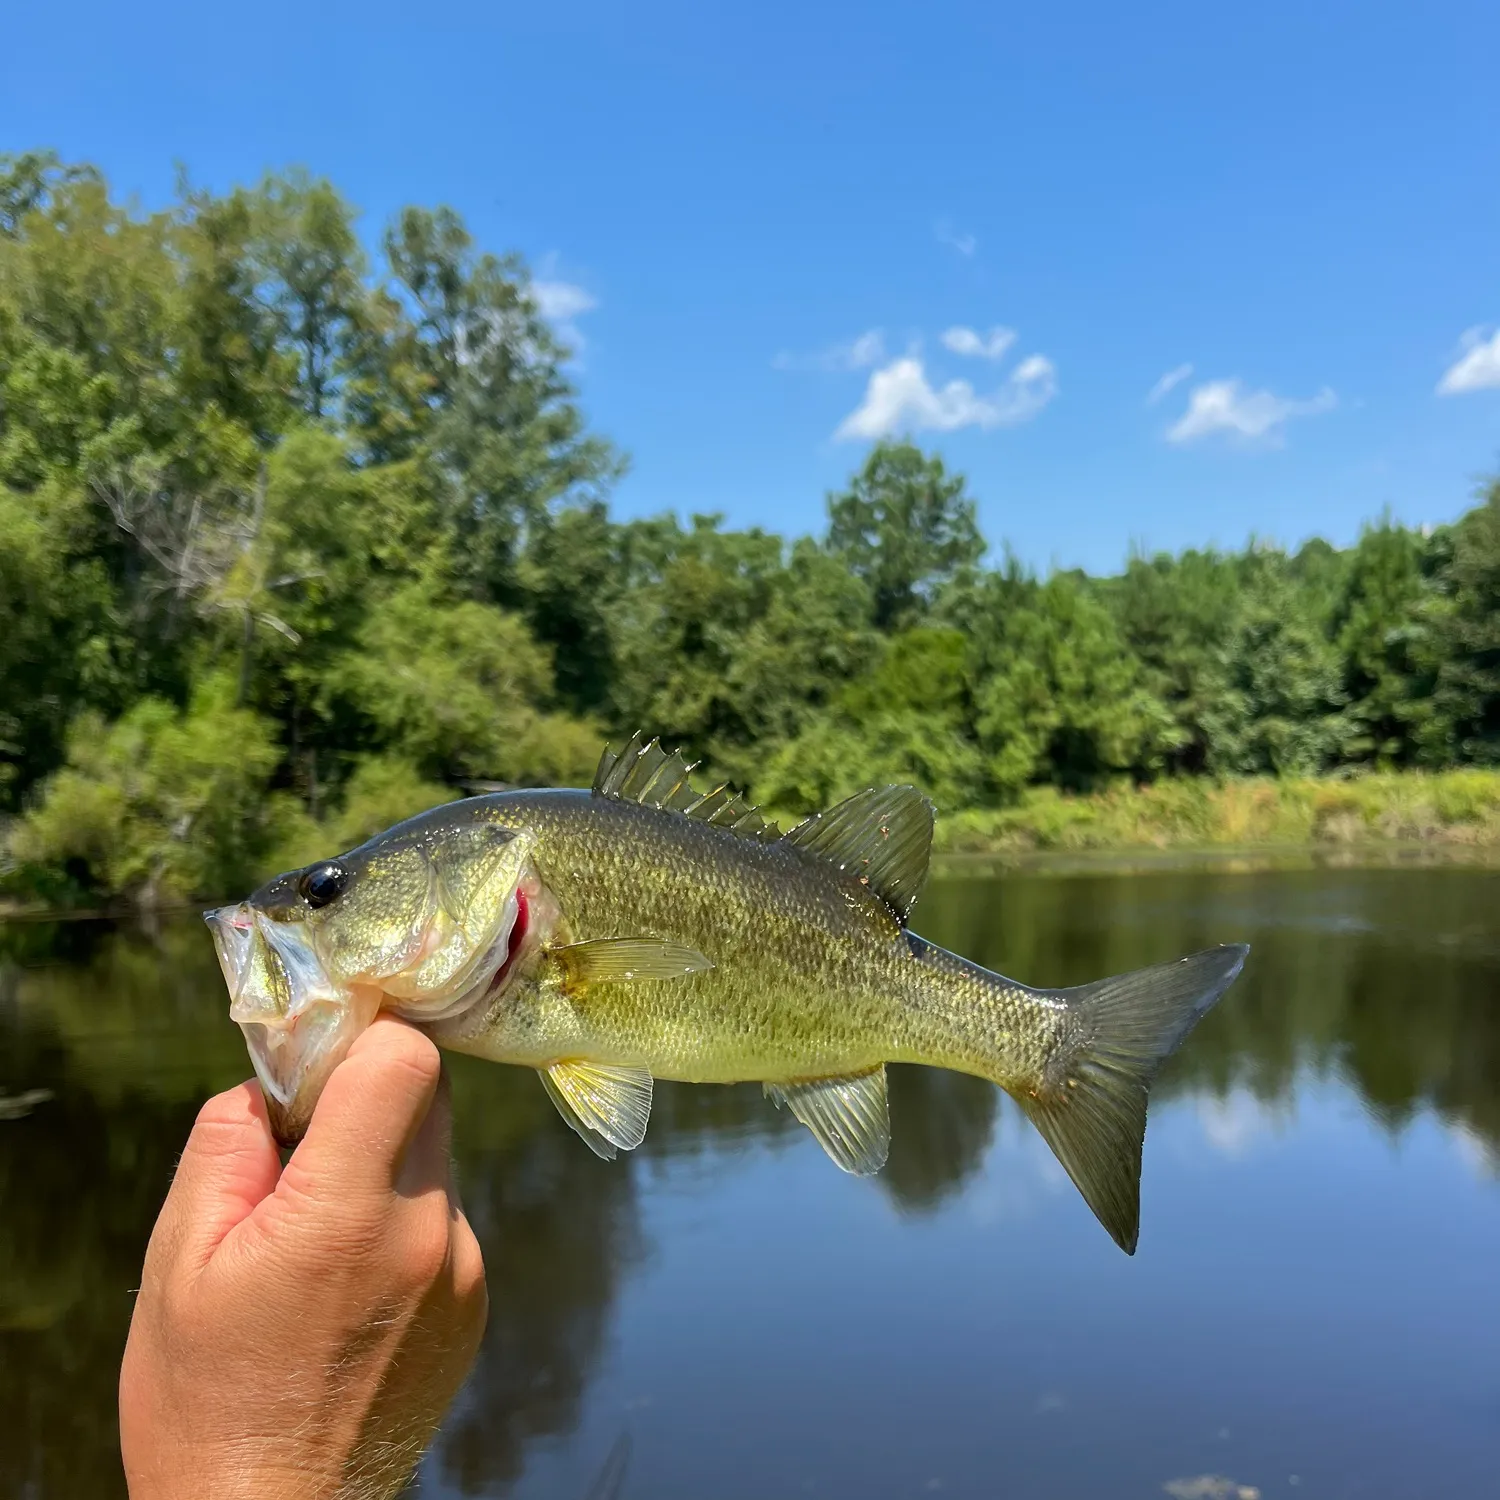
[205, 904, 340, 1023]
[204, 903, 373, 1141]
[203, 888, 528, 1143]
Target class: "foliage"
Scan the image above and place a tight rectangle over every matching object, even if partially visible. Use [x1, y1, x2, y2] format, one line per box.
[9, 680, 297, 905]
[934, 767, 1500, 856]
[825, 440, 983, 629]
[3, 149, 1500, 905]
[321, 756, 455, 852]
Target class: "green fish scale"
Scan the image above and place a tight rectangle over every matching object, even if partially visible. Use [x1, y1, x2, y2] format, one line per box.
[478, 790, 1065, 1091]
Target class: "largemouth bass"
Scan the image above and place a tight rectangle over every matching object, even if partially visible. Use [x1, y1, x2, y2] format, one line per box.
[206, 736, 1247, 1252]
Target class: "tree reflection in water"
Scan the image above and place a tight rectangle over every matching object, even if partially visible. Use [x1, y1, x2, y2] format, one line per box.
[2, 862, 1498, 1497]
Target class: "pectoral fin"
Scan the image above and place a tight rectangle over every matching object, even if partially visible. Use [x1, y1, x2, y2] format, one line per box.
[551, 937, 714, 986]
[540, 1060, 654, 1159]
[766, 1066, 890, 1175]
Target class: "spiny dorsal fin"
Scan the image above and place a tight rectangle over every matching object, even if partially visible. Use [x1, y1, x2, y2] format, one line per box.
[782, 785, 934, 924]
[592, 733, 780, 842]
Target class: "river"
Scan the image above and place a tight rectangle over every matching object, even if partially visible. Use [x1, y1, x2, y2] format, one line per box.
[2, 862, 1497, 1498]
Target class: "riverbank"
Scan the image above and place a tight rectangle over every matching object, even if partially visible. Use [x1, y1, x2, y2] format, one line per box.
[7, 769, 1500, 917]
[930, 769, 1500, 858]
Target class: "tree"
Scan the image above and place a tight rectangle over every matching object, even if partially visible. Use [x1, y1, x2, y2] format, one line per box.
[358, 205, 623, 602]
[246, 170, 365, 421]
[825, 440, 983, 629]
[1202, 562, 1348, 776]
[1106, 547, 1243, 773]
[1426, 481, 1500, 765]
[606, 514, 786, 759]
[961, 572, 1172, 795]
[330, 579, 596, 787]
[1330, 516, 1431, 765]
[10, 678, 296, 907]
[0, 150, 100, 237]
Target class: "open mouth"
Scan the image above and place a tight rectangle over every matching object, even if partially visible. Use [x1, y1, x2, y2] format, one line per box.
[205, 879, 532, 1139]
[205, 903, 340, 1025]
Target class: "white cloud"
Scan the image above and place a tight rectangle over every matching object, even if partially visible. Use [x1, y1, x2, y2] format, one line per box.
[1451, 1122, 1498, 1179]
[935, 219, 978, 257]
[773, 329, 888, 373]
[835, 351, 1057, 440]
[1166, 378, 1337, 446]
[531, 278, 598, 352]
[1196, 1091, 1284, 1159]
[1147, 362, 1194, 404]
[1437, 326, 1500, 395]
[941, 325, 1016, 361]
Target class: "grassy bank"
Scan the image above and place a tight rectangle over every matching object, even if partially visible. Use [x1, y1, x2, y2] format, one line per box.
[8, 768, 1500, 918]
[931, 769, 1500, 857]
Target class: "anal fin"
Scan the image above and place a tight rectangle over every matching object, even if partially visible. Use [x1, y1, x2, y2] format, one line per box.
[766, 1066, 890, 1175]
[540, 1060, 654, 1159]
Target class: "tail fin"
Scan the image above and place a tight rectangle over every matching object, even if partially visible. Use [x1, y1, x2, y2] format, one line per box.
[1016, 944, 1248, 1254]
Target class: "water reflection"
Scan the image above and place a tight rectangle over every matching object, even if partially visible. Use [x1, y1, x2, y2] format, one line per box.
[1, 864, 1497, 1498]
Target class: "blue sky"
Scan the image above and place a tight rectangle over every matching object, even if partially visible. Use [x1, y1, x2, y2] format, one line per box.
[6, 1, 1500, 572]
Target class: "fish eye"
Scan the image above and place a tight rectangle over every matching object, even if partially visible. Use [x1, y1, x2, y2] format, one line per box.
[297, 862, 348, 910]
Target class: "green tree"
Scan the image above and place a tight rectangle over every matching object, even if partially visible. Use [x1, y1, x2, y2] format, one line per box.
[0, 150, 100, 236]
[11, 678, 299, 906]
[945, 569, 1171, 795]
[247, 170, 365, 421]
[606, 514, 787, 759]
[1426, 482, 1500, 765]
[359, 205, 623, 601]
[1106, 548, 1242, 773]
[1202, 561, 1348, 775]
[330, 579, 597, 788]
[826, 440, 983, 629]
[756, 625, 985, 812]
[1330, 516, 1432, 764]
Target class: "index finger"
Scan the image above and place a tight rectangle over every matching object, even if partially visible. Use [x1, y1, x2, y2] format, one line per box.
[282, 1016, 444, 1202]
[151, 1080, 281, 1274]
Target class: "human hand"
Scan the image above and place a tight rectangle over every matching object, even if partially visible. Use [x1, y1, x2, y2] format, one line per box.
[119, 1017, 488, 1500]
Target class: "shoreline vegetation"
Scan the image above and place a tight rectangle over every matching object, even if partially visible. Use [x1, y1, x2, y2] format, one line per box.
[5, 151, 1500, 913]
[931, 767, 1500, 858]
[7, 769, 1500, 921]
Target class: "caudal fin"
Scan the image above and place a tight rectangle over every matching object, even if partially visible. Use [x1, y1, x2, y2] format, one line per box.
[1015, 944, 1248, 1254]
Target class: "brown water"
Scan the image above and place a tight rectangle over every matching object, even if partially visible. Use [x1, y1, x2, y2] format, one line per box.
[2, 864, 1498, 1499]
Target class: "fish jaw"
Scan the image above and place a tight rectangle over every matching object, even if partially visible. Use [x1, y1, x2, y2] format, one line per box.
[204, 903, 380, 1146]
[238, 986, 383, 1145]
[203, 840, 530, 1142]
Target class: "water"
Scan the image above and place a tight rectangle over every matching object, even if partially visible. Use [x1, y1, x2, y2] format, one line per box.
[2, 864, 1497, 1499]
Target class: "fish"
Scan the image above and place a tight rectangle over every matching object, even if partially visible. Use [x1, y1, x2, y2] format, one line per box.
[205, 734, 1248, 1253]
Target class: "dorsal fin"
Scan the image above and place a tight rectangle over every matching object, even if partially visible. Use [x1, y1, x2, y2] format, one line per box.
[782, 785, 934, 923]
[592, 733, 781, 843]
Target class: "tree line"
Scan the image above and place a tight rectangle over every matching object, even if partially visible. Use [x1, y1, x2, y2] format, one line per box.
[2, 150, 1499, 903]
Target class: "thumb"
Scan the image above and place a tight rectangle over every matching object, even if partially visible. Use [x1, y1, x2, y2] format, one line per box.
[283, 1015, 444, 1204]
[155, 1081, 282, 1273]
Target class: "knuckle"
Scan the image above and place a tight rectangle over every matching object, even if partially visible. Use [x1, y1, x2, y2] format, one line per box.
[352, 1018, 441, 1082]
[188, 1090, 253, 1150]
[385, 1035, 443, 1095]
